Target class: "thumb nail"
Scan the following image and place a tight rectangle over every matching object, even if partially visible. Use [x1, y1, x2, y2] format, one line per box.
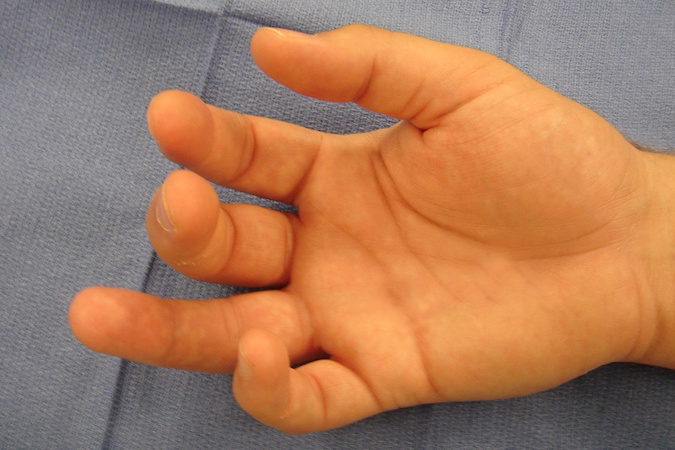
[262, 27, 311, 39]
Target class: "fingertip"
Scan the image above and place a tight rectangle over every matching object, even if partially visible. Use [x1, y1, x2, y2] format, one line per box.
[69, 287, 97, 342]
[69, 289, 182, 367]
[69, 287, 130, 354]
[250, 27, 292, 59]
[250, 28, 282, 78]
[233, 328, 382, 433]
[163, 170, 220, 239]
[146, 90, 213, 166]
[252, 27, 312, 45]
[148, 170, 220, 246]
[250, 27, 335, 102]
[149, 169, 295, 286]
[233, 329, 292, 422]
[235, 328, 290, 386]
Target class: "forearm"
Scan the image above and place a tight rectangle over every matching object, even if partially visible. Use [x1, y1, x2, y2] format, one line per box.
[634, 150, 675, 369]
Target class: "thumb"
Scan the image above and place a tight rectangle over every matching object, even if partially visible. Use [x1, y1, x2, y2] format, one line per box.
[250, 24, 527, 129]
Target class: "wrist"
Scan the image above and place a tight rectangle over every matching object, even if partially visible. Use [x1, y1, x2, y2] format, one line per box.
[631, 150, 675, 368]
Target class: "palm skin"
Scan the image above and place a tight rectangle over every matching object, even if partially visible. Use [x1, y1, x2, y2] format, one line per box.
[69, 25, 670, 434]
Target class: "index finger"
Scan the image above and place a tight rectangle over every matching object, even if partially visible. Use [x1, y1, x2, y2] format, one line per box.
[147, 90, 326, 204]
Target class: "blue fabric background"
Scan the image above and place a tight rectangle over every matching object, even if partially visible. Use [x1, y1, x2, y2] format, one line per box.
[1, 0, 673, 447]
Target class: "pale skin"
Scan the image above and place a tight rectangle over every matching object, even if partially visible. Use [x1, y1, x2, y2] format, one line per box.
[69, 25, 675, 434]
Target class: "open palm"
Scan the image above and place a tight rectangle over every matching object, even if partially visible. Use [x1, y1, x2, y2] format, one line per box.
[70, 25, 659, 433]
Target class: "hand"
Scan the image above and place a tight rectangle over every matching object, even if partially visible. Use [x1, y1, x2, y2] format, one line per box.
[69, 25, 675, 434]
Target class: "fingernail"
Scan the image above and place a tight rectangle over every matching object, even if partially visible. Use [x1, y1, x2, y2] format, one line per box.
[237, 349, 254, 382]
[262, 27, 311, 39]
[156, 186, 176, 233]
